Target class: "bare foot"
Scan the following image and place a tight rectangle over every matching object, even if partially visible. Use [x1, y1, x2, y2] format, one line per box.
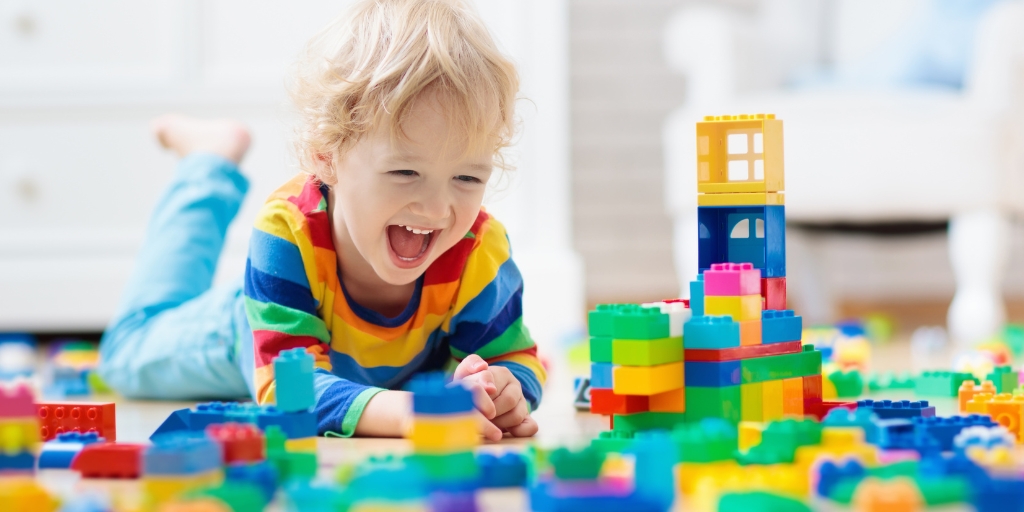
[151, 114, 251, 164]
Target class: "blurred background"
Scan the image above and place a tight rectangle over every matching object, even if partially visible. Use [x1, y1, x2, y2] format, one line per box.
[2, 0, 1024, 355]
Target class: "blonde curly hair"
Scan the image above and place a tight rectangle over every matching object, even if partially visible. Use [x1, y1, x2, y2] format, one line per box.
[289, 0, 520, 185]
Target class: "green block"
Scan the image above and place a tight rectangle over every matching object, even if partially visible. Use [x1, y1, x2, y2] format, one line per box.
[611, 305, 670, 340]
[828, 370, 864, 398]
[740, 383, 763, 422]
[588, 304, 620, 337]
[914, 476, 970, 505]
[737, 444, 793, 465]
[670, 419, 738, 463]
[867, 460, 918, 479]
[591, 431, 635, 454]
[758, 419, 822, 454]
[1003, 324, 1024, 356]
[589, 336, 613, 363]
[985, 365, 1019, 393]
[269, 450, 317, 482]
[719, 492, 811, 512]
[409, 452, 478, 481]
[867, 371, 914, 391]
[612, 412, 687, 433]
[187, 483, 267, 512]
[914, 371, 978, 397]
[740, 346, 821, 384]
[611, 336, 683, 366]
[684, 386, 741, 424]
[549, 446, 604, 480]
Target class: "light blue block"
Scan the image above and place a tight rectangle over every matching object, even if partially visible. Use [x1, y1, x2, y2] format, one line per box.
[689, 275, 705, 316]
[274, 347, 315, 412]
[683, 315, 740, 349]
[762, 310, 802, 344]
[591, 362, 614, 389]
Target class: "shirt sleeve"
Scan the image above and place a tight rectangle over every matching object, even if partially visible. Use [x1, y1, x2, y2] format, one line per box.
[444, 218, 547, 410]
[244, 198, 382, 435]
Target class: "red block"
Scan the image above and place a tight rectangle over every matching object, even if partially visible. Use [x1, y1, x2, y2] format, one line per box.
[761, 277, 787, 310]
[805, 401, 857, 421]
[71, 443, 144, 478]
[37, 402, 116, 441]
[206, 423, 265, 464]
[685, 341, 802, 362]
[590, 389, 648, 415]
[803, 374, 823, 404]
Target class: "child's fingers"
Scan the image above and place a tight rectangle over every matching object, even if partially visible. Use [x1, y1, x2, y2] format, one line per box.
[475, 410, 504, 442]
[461, 378, 497, 419]
[505, 415, 539, 438]
[490, 397, 528, 430]
[452, 354, 488, 380]
[491, 377, 522, 417]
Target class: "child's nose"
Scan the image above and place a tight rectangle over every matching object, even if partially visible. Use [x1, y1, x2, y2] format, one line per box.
[411, 189, 451, 221]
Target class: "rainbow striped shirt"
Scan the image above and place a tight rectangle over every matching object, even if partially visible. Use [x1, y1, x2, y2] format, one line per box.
[243, 174, 545, 435]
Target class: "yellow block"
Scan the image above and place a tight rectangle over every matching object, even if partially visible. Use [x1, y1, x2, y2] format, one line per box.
[782, 377, 804, 416]
[794, 427, 878, 472]
[350, 501, 430, 512]
[704, 295, 761, 322]
[285, 437, 318, 453]
[612, 362, 684, 396]
[0, 477, 59, 512]
[821, 373, 838, 400]
[649, 388, 686, 413]
[738, 422, 764, 452]
[697, 192, 784, 207]
[761, 380, 784, 422]
[741, 383, 763, 422]
[409, 415, 479, 452]
[678, 460, 740, 496]
[0, 419, 40, 453]
[967, 393, 994, 415]
[686, 462, 809, 512]
[144, 470, 223, 506]
[695, 115, 784, 194]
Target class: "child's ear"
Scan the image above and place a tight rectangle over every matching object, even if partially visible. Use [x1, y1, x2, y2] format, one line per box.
[314, 152, 339, 186]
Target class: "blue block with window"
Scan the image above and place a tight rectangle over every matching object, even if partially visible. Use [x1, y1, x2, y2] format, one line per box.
[697, 205, 785, 277]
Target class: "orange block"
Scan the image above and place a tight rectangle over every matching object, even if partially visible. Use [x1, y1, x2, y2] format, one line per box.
[852, 477, 923, 512]
[782, 377, 804, 416]
[959, 380, 997, 413]
[739, 320, 762, 346]
[987, 394, 1024, 441]
[649, 388, 686, 413]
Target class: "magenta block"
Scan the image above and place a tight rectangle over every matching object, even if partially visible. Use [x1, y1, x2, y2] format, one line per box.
[703, 262, 761, 296]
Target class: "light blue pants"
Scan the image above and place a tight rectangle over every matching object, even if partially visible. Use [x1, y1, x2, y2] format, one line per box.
[98, 153, 254, 400]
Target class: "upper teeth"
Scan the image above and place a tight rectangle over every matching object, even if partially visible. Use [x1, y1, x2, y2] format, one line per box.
[398, 225, 433, 235]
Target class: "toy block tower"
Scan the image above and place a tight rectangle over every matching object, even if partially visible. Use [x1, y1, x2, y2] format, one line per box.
[587, 302, 688, 433]
[0, 384, 40, 476]
[407, 373, 480, 501]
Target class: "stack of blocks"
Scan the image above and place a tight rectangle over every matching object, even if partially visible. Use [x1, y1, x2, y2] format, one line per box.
[0, 384, 39, 476]
[407, 373, 480, 508]
[588, 302, 688, 432]
[272, 347, 317, 452]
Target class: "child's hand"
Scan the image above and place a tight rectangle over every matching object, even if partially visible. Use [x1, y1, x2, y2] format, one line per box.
[453, 354, 539, 439]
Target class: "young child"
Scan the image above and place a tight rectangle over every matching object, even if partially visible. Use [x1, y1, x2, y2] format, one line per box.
[99, 0, 544, 441]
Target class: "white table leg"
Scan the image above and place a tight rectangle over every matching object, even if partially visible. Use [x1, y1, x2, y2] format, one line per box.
[948, 209, 1010, 346]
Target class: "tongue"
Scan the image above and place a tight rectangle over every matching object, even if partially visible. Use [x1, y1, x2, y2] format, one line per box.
[388, 225, 428, 259]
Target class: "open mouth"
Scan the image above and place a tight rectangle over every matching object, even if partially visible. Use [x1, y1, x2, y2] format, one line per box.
[386, 224, 437, 268]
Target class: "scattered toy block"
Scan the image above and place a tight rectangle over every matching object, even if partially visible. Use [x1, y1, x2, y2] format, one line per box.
[959, 380, 997, 413]
[611, 336, 683, 366]
[37, 431, 103, 470]
[0, 384, 36, 419]
[225, 461, 277, 502]
[255, 408, 317, 439]
[828, 370, 864, 398]
[409, 374, 473, 415]
[72, 443, 145, 478]
[985, 394, 1024, 441]
[704, 263, 761, 296]
[705, 295, 761, 322]
[805, 401, 856, 421]
[0, 418, 38, 454]
[985, 366, 1019, 394]
[762, 277, 786, 310]
[590, 362, 614, 389]
[684, 315, 740, 349]
[915, 371, 978, 397]
[685, 386, 742, 423]
[590, 389, 648, 415]
[690, 276, 705, 316]
[0, 451, 34, 473]
[36, 401, 115, 442]
[685, 340, 801, 362]
[478, 452, 527, 488]
[867, 372, 915, 391]
[145, 433, 224, 476]
[206, 423, 265, 464]
[408, 415, 479, 453]
[856, 400, 935, 420]
[648, 388, 686, 413]
[911, 415, 996, 451]
[738, 422, 764, 452]
[589, 336, 612, 363]
[273, 348, 315, 413]
[761, 310, 802, 344]
[966, 393, 994, 415]
[612, 362, 684, 396]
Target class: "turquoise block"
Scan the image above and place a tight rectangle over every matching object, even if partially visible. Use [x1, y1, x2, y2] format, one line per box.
[274, 348, 315, 412]
[683, 315, 740, 349]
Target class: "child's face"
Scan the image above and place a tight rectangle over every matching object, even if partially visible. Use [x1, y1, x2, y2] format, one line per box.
[330, 91, 495, 286]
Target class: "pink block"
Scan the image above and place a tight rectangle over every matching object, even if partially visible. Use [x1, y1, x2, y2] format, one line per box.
[703, 262, 761, 296]
[0, 384, 36, 419]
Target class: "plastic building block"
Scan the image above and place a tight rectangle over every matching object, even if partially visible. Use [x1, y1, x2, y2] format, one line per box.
[72, 443, 145, 478]
[151, 408, 192, 439]
[816, 459, 866, 498]
[761, 310, 802, 344]
[958, 380, 997, 413]
[642, 300, 691, 338]
[683, 315, 740, 349]
[851, 477, 924, 511]
[255, 407, 317, 439]
[698, 191, 785, 206]
[273, 348, 314, 413]
[611, 305, 670, 340]
[805, 401, 856, 421]
[782, 377, 804, 416]
[590, 363, 613, 389]
[589, 337, 612, 363]
[719, 490, 811, 512]
[685, 360, 741, 387]
[741, 382, 763, 421]
[670, 418, 739, 463]
[867, 372, 915, 391]
[761, 379, 784, 421]
[0, 384, 35, 419]
[685, 385, 741, 423]
[648, 388, 685, 413]
[985, 393, 1024, 440]
[985, 365, 1019, 393]
[36, 402, 115, 442]
[685, 340, 801, 362]
[953, 425, 1015, 451]
[973, 477, 1024, 512]
[409, 415, 478, 453]
[698, 205, 786, 278]
[828, 370, 864, 398]
[37, 431, 103, 469]
[587, 304, 620, 337]
[740, 346, 821, 383]
[145, 432, 224, 475]
[408, 451, 478, 483]
[612, 362, 684, 396]
[590, 389, 647, 416]
[142, 469, 224, 506]
[738, 421, 764, 451]
[0, 418, 38, 454]
[802, 374, 823, 404]
[226, 461, 278, 502]
[185, 482, 268, 512]
[611, 336, 683, 366]
[911, 415, 996, 451]
[856, 399, 935, 420]
[0, 478, 59, 512]
[477, 453, 527, 488]
[704, 263, 762, 296]
[409, 373, 473, 415]
[705, 295, 761, 322]
[739, 320, 762, 346]
[0, 452, 34, 472]
[915, 371, 978, 397]
[762, 277, 786, 310]
[573, 377, 591, 411]
[695, 114, 783, 193]
[689, 277, 705, 316]
[611, 412, 686, 433]
[966, 393, 994, 415]
[206, 423, 265, 464]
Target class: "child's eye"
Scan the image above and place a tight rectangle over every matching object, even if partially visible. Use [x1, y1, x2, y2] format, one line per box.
[454, 175, 482, 184]
[390, 170, 418, 177]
